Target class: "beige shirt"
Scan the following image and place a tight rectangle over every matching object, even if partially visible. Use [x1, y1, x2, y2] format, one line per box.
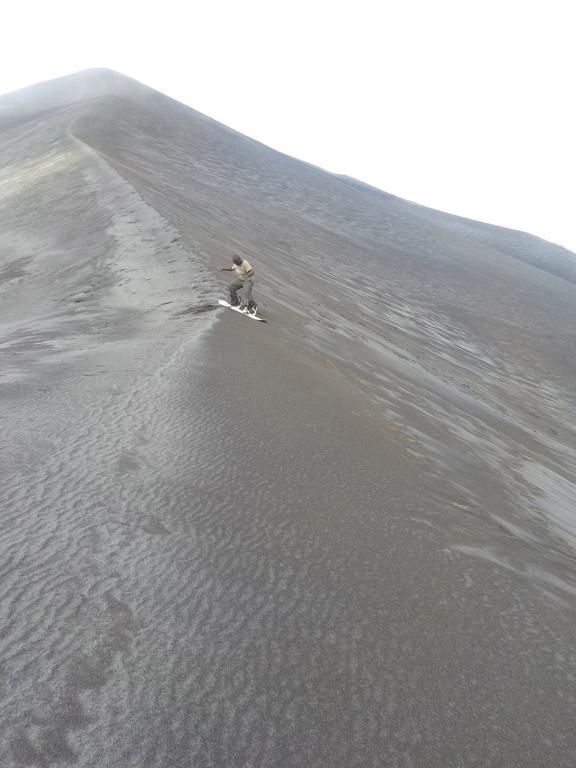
[233, 259, 254, 281]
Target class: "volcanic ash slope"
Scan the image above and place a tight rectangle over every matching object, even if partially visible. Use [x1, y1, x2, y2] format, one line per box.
[1, 69, 576, 768]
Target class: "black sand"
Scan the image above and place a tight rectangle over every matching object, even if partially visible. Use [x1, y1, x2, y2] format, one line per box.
[1, 69, 576, 767]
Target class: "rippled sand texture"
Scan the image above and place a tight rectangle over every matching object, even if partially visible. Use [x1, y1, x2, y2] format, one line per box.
[1, 69, 576, 767]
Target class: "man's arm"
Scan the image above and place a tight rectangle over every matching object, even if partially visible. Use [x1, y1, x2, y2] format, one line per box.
[219, 267, 233, 272]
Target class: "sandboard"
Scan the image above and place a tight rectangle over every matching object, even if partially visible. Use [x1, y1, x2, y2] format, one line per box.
[218, 299, 267, 322]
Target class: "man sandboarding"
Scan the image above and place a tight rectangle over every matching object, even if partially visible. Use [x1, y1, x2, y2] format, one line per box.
[219, 254, 258, 316]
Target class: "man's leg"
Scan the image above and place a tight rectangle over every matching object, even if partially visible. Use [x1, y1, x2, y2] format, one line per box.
[229, 279, 243, 306]
[243, 279, 255, 309]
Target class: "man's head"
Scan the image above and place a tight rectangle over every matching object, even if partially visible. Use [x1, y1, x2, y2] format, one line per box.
[232, 255, 243, 266]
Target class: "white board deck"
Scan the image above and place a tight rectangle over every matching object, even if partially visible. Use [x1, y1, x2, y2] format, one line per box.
[218, 299, 267, 322]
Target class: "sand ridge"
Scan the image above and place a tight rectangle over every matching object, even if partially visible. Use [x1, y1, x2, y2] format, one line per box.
[1, 70, 576, 767]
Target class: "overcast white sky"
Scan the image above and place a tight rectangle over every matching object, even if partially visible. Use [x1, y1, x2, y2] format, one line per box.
[2, 0, 575, 253]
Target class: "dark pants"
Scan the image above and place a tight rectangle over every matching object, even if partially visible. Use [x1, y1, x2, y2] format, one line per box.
[229, 278, 254, 306]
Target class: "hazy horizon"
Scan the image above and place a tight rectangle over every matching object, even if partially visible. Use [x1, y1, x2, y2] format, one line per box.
[2, 0, 575, 255]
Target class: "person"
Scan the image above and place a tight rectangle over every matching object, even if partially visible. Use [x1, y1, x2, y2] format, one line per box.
[219, 254, 256, 312]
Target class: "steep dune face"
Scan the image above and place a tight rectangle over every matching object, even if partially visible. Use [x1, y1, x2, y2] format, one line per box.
[0, 79, 216, 384]
[2, 70, 576, 767]
[66, 73, 576, 576]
